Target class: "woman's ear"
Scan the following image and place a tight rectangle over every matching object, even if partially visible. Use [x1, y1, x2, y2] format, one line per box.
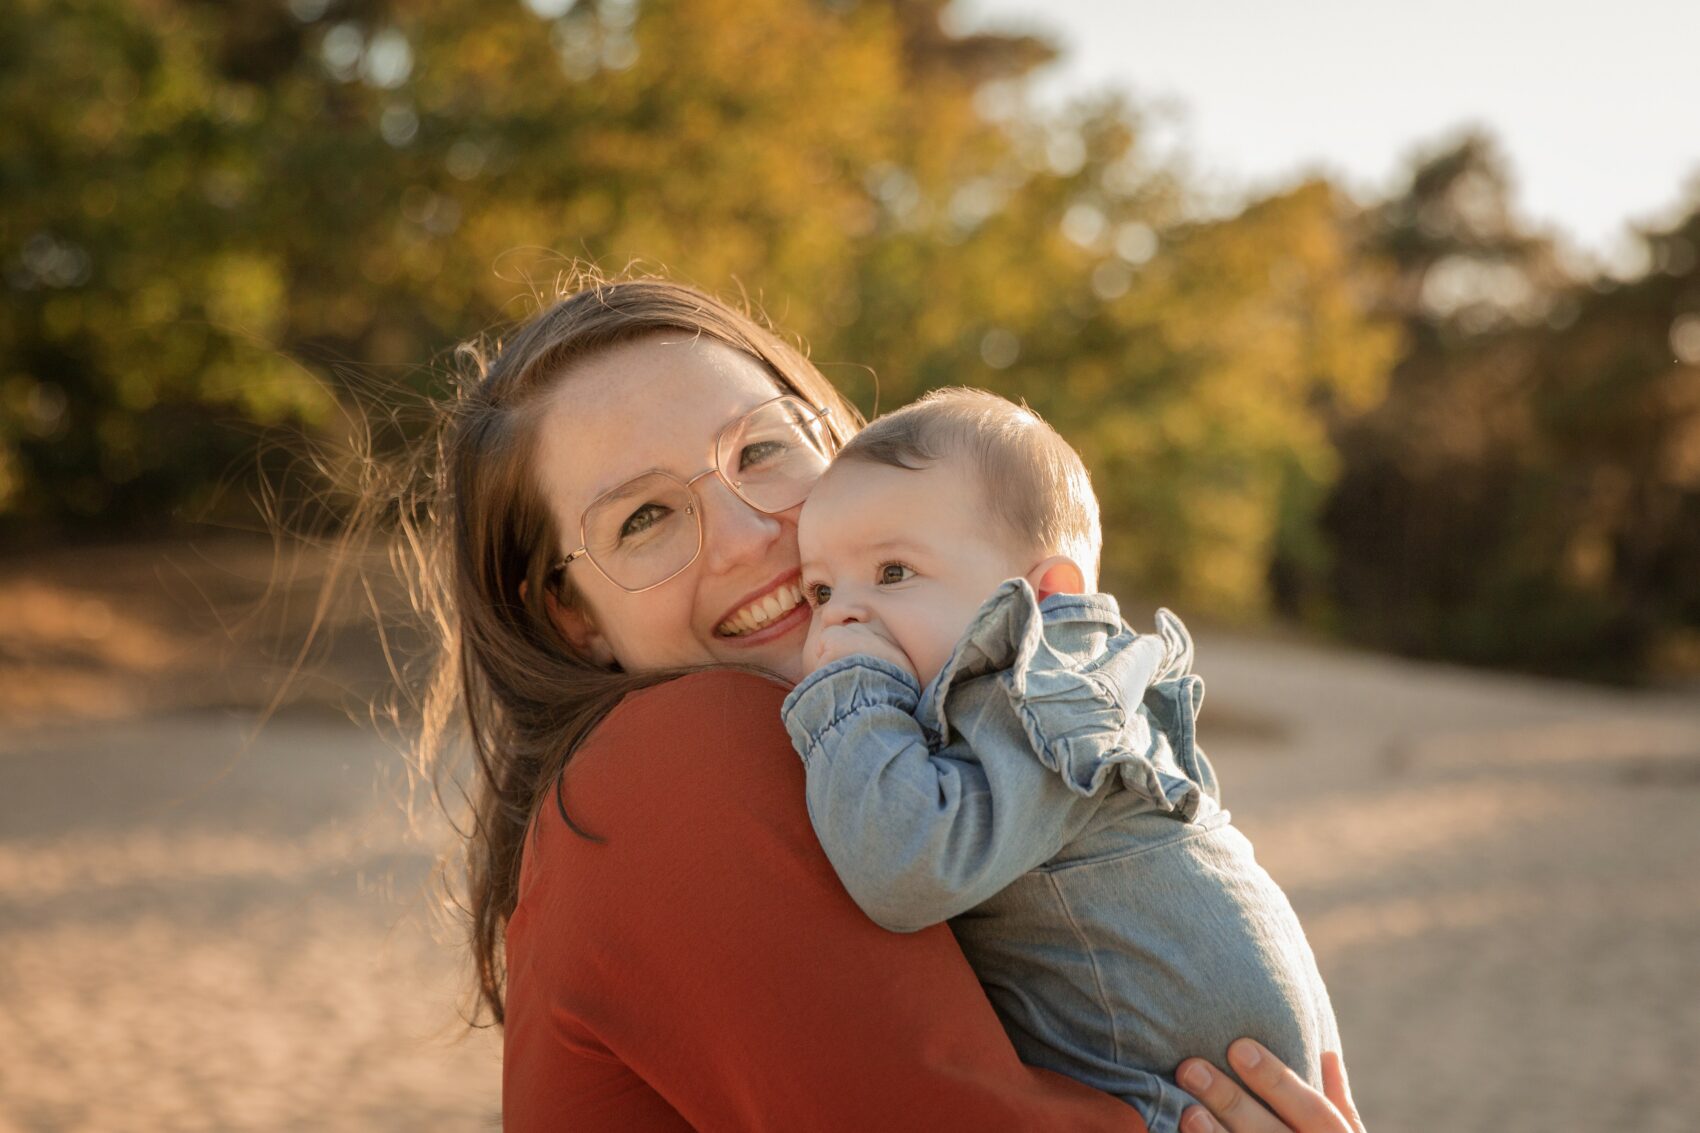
[536, 582, 618, 667]
[1026, 555, 1086, 602]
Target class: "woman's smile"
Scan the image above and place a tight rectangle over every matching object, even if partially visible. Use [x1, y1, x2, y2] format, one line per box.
[715, 571, 809, 638]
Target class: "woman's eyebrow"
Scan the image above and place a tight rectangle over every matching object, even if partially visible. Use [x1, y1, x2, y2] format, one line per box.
[588, 468, 671, 505]
[581, 398, 764, 503]
[595, 466, 666, 500]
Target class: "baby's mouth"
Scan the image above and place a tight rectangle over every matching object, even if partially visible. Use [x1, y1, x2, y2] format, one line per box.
[715, 580, 807, 637]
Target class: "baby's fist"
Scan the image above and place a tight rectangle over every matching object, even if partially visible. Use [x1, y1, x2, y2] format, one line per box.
[810, 622, 917, 680]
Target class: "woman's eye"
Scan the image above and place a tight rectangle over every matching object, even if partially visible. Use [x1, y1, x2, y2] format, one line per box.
[806, 582, 832, 606]
[877, 562, 914, 585]
[739, 439, 789, 470]
[620, 502, 671, 539]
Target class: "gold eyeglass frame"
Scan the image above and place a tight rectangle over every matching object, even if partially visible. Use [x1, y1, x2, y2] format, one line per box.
[551, 395, 835, 594]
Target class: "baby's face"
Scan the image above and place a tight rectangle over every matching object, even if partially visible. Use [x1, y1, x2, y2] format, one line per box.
[797, 456, 1032, 687]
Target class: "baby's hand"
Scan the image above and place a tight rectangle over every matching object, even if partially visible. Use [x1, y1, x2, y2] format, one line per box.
[809, 622, 918, 681]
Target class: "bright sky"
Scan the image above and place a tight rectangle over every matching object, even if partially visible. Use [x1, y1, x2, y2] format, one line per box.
[952, 0, 1700, 265]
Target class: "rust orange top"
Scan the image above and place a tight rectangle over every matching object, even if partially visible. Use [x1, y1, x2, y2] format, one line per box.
[502, 669, 1145, 1132]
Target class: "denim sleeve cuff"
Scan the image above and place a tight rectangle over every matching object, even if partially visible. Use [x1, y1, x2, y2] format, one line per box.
[781, 655, 924, 767]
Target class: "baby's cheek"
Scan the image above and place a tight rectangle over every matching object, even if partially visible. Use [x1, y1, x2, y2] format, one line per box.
[906, 618, 959, 688]
[802, 612, 825, 666]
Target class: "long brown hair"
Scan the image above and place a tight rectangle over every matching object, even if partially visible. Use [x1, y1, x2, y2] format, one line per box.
[415, 274, 860, 1027]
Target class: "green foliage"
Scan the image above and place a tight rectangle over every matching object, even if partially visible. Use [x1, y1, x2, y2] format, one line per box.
[0, 0, 1391, 618]
[5, 0, 1689, 678]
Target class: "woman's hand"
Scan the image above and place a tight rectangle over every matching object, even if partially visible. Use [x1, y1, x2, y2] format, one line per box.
[1176, 1042, 1364, 1133]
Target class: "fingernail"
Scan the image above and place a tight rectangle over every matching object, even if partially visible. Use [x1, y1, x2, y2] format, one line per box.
[1232, 1039, 1263, 1068]
[1182, 1109, 1219, 1133]
[1180, 1061, 1212, 1093]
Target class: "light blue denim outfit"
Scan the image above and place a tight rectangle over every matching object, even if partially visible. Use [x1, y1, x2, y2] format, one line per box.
[781, 580, 1339, 1133]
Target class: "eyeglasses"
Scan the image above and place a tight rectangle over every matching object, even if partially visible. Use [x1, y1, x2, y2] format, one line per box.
[553, 395, 836, 593]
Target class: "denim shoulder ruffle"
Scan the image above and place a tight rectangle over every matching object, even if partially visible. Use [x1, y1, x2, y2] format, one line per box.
[921, 579, 1204, 817]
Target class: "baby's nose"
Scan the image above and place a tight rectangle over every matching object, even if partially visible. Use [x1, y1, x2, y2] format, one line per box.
[821, 598, 864, 627]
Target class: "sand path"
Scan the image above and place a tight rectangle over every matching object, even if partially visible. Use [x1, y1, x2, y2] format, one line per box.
[2, 625, 1697, 1130]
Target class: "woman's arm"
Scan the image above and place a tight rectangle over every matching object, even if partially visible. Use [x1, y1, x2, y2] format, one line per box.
[505, 670, 1144, 1133]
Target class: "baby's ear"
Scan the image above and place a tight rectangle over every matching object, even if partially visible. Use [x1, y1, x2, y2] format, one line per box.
[1027, 555, 1086, 602]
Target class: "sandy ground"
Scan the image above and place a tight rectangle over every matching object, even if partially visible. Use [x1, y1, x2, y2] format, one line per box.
[2, 540, 1698, 1131]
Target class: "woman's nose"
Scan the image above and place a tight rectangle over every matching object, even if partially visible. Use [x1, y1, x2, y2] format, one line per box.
[697, 476, 785, 571]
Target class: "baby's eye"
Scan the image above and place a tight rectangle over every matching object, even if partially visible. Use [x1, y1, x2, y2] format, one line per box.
[876, 562, 915, 585]
[805, 581, 832, 607]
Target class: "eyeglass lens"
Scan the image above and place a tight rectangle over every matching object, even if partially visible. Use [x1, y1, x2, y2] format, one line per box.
[580, 398, 832, 590]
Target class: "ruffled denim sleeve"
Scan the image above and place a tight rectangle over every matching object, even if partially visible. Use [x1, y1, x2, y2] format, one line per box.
[780, 648, 1111, 932]
[923, 580, 1207, 820]
[782, 654, 923, 770]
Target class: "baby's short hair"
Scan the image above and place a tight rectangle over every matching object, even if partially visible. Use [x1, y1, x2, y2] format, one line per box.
[833, 387, 1102, 585]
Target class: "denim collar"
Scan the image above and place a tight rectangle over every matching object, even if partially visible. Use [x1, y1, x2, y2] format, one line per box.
[915, 578, 1127, 748]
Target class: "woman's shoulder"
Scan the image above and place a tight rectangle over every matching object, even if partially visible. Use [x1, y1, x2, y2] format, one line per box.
[606, 666, 792, 726]
[582, 667, 795, 780]
[523, 669, 805, 875]
[513, 667, 820, 957]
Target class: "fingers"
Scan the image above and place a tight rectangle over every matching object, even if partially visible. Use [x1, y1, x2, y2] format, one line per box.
[815, 625, 914, 676]
[1225, 1040, 1351, 1132]
[1178, 1041, 1356, 1133]
[812, 625, 862, 666]
[1320, 1052, 1365, 1133]
[1176, 1058, 1278, 1133]
[815, 626, 870, 665]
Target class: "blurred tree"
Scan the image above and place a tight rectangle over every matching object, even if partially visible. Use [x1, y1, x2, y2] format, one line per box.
[822, 92, 1396, 615]
[1320, 134, 1568, 654]
[0, 0, 1016, 532]
[1519, 206, 1700, 677]
[0, 0, 340, 532]
[1, 0, 1397, 629]
[1319, 133, 1700, 678]
[1089, 179, 1398, 615]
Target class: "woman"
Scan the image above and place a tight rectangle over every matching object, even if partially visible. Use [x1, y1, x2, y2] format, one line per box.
[423, 274, 1364, 1131]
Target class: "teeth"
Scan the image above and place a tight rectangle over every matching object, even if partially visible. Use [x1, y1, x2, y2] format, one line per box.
[718, 582, 804, 637]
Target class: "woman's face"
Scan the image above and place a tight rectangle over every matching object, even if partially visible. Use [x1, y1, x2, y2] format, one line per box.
[533, 334, 816, 682]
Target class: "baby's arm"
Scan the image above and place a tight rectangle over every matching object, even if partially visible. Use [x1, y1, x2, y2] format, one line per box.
[781, 650, 1103, 933]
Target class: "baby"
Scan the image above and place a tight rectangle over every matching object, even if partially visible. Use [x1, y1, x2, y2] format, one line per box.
[780, 388, 1339, 1132]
